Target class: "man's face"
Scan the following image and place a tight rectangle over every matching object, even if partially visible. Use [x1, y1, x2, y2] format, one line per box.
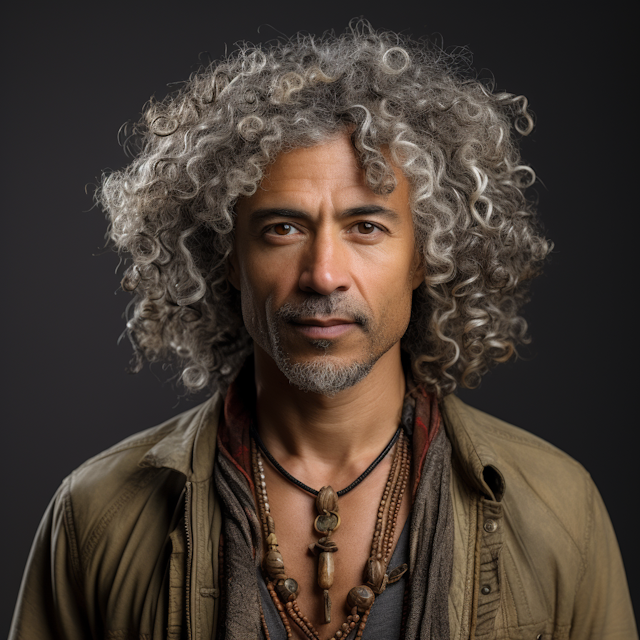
[229, 133, 423, 396]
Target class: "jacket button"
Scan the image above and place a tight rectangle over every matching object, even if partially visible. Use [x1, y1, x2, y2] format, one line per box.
[483, 519, 498, 533]
[481, 585, 491, 595]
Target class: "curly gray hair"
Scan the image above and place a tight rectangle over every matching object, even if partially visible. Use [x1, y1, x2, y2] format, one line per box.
[99, 21, 551, 397]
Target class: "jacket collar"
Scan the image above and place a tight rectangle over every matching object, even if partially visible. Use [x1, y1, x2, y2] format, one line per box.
[440, 394, 506, 502]
[138, 392, 223, 482]
[137, 385, 505, 501]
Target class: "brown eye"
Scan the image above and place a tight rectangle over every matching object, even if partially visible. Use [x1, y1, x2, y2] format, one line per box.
[273, 223, 293, 235]
[357, 222, 376, 234]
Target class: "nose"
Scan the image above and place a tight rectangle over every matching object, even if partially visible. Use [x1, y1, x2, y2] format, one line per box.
[298, 230, 351, 295]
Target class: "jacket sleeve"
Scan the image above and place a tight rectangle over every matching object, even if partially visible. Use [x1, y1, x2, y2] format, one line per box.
[569, 480, 638, 640]
[9, 477, 93, 640]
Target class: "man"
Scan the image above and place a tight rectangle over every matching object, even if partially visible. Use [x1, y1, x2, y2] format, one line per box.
[10, 24, 636, 640]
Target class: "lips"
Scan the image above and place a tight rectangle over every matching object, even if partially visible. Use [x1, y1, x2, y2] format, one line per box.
[294, 317, 354, 327]
[291, 317, 357, 339]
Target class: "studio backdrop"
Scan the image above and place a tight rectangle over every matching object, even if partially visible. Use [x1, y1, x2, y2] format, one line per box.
[2, 1, 636, 633]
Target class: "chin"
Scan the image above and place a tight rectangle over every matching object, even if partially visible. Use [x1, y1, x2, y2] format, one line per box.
[278, 357, 374, 396]
[269, 345, 379, 396]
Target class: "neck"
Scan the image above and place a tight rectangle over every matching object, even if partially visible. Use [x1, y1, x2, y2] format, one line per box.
[253, 344, 406, 489]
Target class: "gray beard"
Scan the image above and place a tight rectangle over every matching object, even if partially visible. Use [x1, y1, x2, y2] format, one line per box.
[273, 353, 374, 397]
[263, 294, 380, 397]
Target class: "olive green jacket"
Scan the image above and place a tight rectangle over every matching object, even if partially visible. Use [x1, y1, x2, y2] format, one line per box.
[9, 394, 637, 639]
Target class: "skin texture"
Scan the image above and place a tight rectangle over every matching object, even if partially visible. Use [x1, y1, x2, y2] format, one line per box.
[229, 133, 422, 637]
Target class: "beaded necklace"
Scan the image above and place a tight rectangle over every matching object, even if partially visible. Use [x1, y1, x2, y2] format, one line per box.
[251, 429, 411, 640]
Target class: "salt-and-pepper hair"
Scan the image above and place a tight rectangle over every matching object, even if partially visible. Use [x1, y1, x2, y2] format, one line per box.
[98, 21, 551, 397]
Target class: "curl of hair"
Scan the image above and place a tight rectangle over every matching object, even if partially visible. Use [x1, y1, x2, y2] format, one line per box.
[98, 20, 551, 396]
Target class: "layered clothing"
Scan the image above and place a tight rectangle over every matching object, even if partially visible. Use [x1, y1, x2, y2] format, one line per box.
[10, 382, 637, 639]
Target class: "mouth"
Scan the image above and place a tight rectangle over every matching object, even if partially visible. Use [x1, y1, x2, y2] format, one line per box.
[291, 317, 358, 339]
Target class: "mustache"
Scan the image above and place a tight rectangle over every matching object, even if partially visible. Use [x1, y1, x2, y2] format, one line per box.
[276, 294, 371, 329]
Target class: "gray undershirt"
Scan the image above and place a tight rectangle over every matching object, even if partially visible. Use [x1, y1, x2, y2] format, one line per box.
[258, 517, 409, 639]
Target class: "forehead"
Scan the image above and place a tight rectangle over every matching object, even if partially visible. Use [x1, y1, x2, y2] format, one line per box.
[262, 135, 362, 186]
[240, 134, 411, 212]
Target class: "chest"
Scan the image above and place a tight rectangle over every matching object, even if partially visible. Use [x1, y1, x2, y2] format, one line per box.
[259, 459, 411, 639]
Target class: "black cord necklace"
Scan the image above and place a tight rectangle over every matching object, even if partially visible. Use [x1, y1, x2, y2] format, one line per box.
[251, 423, 407, 625]
[250, 424, 402, 497]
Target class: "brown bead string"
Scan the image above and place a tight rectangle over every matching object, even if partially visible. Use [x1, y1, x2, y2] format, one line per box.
[266, 580, 294, 638]
[253, 441, 321, 639]
[259, 600, 272, 640]
[370, 432, 408, 565]
[251, 433, 410, 640]
[353, 608, 369, 639]
[381, 449, 402, 555]
[371, 436, 402, 562]
[287, 600, 320, 639]
[253, 443, 272, 539]
[381, 435, 409, 563]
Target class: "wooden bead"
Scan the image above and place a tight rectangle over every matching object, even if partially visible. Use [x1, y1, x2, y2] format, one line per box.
[265, 549, 286, 580]
[314, 511, 341, 534]
[364, 558, 385, 590]
[252, 427, 410, 640]
[275, 577, 299, 602]
[347, 585, 375, 613]
[318, 551, 335, 590]
[316, 486, 339, 514]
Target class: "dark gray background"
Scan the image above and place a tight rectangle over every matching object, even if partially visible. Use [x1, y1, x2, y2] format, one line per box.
[2, 1, 636, 634]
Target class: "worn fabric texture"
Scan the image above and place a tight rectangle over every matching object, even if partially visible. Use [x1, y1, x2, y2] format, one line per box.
[9, 385, 638, 639]
[404, 422, 454, 639]
[214, 452, 263, 638]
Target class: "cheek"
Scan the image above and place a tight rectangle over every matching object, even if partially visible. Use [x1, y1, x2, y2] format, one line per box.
[237, 255, 295, 334]
[236, 258, 265, 334]
[391, 280, 415, 327]
[246, 248, 303, 298]
[366, 265, 416, 334]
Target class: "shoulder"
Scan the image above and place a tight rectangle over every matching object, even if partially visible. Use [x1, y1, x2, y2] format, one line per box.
[442, 393, 591, 489]
[441, 394, 637, 638]
[67, 401, 199, 501]
[56, 396, 221, 570]
[442, 394, 597, 556]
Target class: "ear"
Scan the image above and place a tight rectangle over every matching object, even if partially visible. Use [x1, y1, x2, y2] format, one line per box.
[411, 248, 425, 290]
[227, 249, 241, 291]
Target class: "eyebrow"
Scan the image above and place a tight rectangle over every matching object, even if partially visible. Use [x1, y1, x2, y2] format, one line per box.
[248, 205, 400, 223]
